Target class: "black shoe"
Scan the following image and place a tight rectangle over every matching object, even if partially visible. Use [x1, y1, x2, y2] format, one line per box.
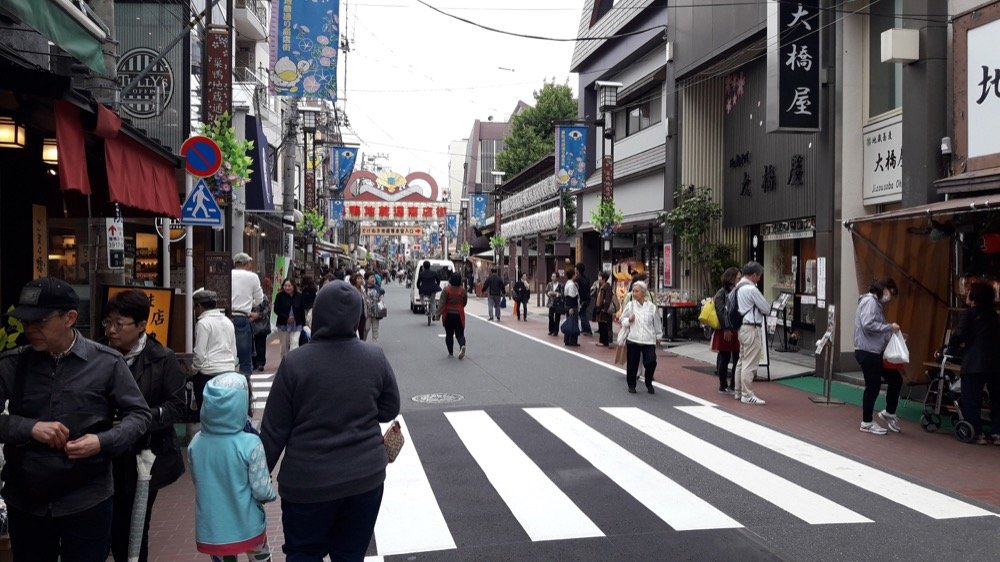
[647, 386, 655, 394]
[627, 387, 637, 394]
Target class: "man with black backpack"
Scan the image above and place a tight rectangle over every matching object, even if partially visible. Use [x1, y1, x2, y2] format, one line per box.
[729, 261, 771, 405]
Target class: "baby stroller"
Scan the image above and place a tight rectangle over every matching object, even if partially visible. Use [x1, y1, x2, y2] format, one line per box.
[920, 347, 985, 443]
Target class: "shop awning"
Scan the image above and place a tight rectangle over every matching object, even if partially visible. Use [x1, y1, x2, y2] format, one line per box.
[95, 105, 181, 218]
[844, 195, 1000, 226]
[0, 0, 108, 73]
[53, 100, 91, 195]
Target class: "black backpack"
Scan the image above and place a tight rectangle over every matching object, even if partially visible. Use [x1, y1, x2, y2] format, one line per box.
[724, 284, 745, 331]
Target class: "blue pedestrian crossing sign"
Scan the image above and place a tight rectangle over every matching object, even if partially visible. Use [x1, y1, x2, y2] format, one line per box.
[179, 179, 223, 226]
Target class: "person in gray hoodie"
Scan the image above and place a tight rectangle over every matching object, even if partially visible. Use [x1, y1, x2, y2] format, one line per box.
[853, 277, 902, 435]
[260, 279, 401, 560]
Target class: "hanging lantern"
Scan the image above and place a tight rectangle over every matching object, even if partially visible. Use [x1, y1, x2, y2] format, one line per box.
[42, 138, 58, 164]
[0, 116, 26, 149]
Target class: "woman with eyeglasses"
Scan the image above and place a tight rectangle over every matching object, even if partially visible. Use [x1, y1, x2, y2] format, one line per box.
[103, 289, 186, 562]
[273, 278, 306, 358]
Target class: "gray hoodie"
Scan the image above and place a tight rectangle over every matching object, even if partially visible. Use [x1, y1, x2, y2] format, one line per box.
[853, 293, 893, 354]
[260, 280, 400, 503]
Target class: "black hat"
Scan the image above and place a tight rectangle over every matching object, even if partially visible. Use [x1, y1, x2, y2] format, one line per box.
[9, 277, 79, 322]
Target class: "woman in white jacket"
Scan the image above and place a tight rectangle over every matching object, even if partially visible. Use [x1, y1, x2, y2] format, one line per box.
[620, 281, 662, 393]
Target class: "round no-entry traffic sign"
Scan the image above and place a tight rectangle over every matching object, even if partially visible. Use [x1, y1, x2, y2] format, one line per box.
[181, 135, 223, 178]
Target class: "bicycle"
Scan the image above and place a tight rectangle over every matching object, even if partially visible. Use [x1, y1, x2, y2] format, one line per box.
[423, 294, 437, 326]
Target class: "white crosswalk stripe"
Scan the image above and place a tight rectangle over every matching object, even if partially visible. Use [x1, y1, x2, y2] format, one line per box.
[250, 373, 273, 411]
[445, 410, 604, 541]
[676, 405, 995, 520]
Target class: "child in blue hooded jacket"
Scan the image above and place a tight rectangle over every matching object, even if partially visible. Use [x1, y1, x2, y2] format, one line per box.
[189, 373, 276, 560]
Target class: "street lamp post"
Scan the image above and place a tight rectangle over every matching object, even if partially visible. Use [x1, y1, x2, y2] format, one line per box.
[300, 107, 319, 271]
[596, 81, 622, 266]
[490, 170, 506, 272]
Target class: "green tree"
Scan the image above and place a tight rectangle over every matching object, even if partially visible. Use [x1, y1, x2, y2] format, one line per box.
[664, 185, 724, 297]
[496, 80, 577, 177]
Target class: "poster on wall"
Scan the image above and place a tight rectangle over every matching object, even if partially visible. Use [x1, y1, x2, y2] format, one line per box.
[862, 116, 902, 205]
[766, 0, 821, 132]
[554, 125, 588, 190]
[663, 243, 673, 287]
[106, 286, 173, 346]
[270, 0, 340, 100]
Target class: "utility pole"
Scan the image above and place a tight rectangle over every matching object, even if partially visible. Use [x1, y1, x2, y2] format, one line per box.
[282, 99, 300, 267]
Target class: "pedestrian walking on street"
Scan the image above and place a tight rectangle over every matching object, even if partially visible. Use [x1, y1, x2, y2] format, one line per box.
[732, 262, 771, 405]
[621, 281, 662, 393]
[575, 263, 593, 336]
[231, 253, 264, 377]
[252, 280, 273, 372]
[948, 282, 1000, 445]
[189, 373, 276, 561]
[351, 273, 368, 340]
[0, 277, 151, 561]
[853, 277, 903, 435]
[485, 267, 505, 321]
[546, 273, 564, 336]
[711, 267, 742, 394]
[192, 289, 239, 412]
[562, 269, 582, 347]
[299, 274, 318, 346]
[594, 271, 615, 347]
[261, 280, 401, 561]
[513, 273, 530, 321]
[273, 278, 306, 356]
[439, 272, 469, 358]
[363, 272, 386, 342]
[103, 290, 186, 562]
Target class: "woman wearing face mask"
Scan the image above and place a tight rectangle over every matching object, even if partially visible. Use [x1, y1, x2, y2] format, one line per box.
[853, 277, 902, 435]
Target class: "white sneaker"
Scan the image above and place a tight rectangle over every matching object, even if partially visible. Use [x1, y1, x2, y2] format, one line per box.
[878, 410, 901, 433]
[860, 421, 888, 435]
[741, 395, 766, 405]
[458, 346, 466, 359]
[733, 392, 742, 401]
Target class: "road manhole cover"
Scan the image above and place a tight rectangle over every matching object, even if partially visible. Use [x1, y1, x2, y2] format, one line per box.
[412, 392, 464, 404]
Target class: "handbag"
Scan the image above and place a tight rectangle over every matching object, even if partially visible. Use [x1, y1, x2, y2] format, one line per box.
[698, 298, 721, 329]
[560, 314, 581, 336]
[552, 295, 567, 315]
[382, 420, 405, 463]
[375, 299, 388, 320]
[500, 296, 507, 309]
[608, 293, 619, 316]
[883, 331, 909, 365]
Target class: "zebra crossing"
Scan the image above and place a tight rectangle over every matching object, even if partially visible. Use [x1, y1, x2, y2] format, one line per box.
[364, 405, 995, 559]
[250, 372, 274, 412]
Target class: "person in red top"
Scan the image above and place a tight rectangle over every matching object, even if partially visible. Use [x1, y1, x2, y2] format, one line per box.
[438, 272, 468, 359]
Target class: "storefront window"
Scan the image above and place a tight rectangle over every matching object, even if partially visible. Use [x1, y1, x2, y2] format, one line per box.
[866, 0, 903, 121]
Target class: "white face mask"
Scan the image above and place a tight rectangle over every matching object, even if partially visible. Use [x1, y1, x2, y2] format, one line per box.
[881, 291, 892, 304]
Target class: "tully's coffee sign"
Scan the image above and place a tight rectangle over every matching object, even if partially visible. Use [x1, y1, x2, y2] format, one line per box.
[766, 0, 821, 132]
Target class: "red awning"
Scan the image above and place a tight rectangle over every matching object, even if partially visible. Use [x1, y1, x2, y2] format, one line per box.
[95, 105, 180, 218]
[53, 100, 91, 195]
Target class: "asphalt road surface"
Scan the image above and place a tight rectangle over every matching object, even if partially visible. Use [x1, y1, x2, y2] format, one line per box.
[256, 284, 1000, 561]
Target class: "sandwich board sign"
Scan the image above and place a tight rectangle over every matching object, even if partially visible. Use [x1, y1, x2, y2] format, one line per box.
[179, 178, 223, 227]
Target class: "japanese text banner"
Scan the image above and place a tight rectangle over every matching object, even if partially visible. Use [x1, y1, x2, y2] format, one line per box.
[470, 193, 488, 227]
[446, 213, 459, 238]
[329, 198, 344, 226]
[329, 146, 358, 193]
[270, 0, 340, 100]
[554, 125, 588, 190]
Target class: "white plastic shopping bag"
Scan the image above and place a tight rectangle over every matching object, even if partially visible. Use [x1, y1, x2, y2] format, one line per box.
[883, 332, 909, 365]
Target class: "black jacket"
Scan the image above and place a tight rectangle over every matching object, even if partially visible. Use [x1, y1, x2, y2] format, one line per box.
[113, 336, 186, 490]
[485, 274, 505, 297]
[274, 291, 307, 327]
[417, 268, 442, 296]
[513, 280, 530, 302]
[948, 306, 1000, 376]
[576, 273, 591, 306]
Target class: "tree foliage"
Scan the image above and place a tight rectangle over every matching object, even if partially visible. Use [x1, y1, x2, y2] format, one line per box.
[496, 80, 577, 177]
[665, 185, 724, 297]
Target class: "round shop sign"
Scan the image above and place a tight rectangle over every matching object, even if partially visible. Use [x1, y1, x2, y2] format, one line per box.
[117, 47, 175, 120]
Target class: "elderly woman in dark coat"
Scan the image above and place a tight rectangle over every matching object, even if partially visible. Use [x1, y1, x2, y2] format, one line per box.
[948, 282, 1000, 445]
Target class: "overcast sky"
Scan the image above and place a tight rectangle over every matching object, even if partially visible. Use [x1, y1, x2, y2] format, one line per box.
[339, 0, 583, 189]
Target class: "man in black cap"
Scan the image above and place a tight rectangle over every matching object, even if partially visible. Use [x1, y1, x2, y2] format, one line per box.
[0, 276, 151, 561]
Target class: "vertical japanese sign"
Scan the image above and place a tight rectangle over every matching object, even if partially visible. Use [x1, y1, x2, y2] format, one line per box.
[967, 17, 1000, 159]
[304, 170, 316, 210]
[446, 213, 459, 238]
[106, 217, 125, 269]
[32, 205, 48, 279]
[470, 193, 488, 227]
[204, 27, 232, 125]
[329, 198, 344, 226]
[554, 125, 588, 190]
[106, 286, 173, 346]
[766, 0, 820, 132]
[601, 156, 614, 201]
[663, 243, 673, 288]
[270, 0, 340, 100]
[329, 146, 358, 192]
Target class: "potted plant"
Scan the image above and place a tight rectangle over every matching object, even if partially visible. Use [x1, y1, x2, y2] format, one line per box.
[590, 199, 624, 239]
[201, 112, 254, 201]
[3, 306, 24, 349]
[460, 241, 471, 259]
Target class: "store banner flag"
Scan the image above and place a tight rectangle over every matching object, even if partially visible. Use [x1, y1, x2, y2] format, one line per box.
[470, 193, 488, 227]
[329, 198, 344, 226]
[329, 146, 357, 193]
[270, 0, 340, 100]
[431, 231, 439, 246]
[554, 125, 588, 190]
[446, 213, 459, 237]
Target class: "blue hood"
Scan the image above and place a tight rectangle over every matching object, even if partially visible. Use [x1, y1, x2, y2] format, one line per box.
[200, 372, 249, 435]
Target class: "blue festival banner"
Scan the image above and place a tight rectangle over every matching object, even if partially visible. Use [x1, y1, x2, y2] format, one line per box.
[329, 146, 357, 193]
[270, 0, 340, 100]
[470, 193, 488, 227]
[554, 125, 588, 190]
[430, 232, 439, 247]
[329, 198, 344, 226]
[446, 213, 458, 238]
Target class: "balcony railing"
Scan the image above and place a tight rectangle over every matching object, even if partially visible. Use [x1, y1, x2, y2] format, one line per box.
[236, 0, 268, 28]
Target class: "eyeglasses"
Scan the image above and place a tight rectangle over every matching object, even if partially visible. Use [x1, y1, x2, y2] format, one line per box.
[101, 318, 136, 331]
